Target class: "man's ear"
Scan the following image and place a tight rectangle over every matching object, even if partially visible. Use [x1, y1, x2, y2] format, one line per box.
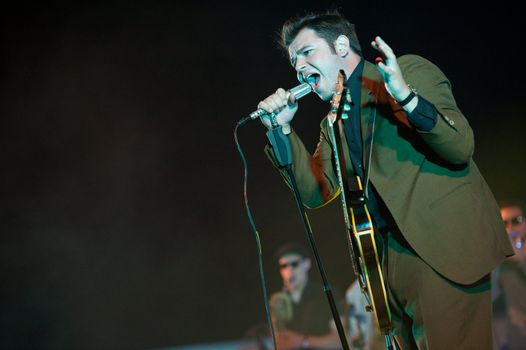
[334, 35, 350, 58]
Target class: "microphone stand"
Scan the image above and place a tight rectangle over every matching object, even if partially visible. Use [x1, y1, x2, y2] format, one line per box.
[266, 125, 350, 350]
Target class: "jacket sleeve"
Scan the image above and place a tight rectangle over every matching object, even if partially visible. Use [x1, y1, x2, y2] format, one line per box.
[399, 55, 475, 164]
[264, 123, 340, 209]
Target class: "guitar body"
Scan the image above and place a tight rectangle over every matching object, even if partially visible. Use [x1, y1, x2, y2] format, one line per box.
[327, 70, 392, 334]
[349, 186, 391, 333]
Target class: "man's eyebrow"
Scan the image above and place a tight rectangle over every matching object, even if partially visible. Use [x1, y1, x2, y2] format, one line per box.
[289, 51, 297, 66]
[296, 45, 309, 54]
[289, 45, 310, 66]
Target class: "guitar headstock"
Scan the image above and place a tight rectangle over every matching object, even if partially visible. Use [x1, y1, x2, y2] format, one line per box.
[327, 70, 346, 127]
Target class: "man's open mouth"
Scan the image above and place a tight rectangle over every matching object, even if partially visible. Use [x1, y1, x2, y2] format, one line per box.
[305, 73, 320, 88]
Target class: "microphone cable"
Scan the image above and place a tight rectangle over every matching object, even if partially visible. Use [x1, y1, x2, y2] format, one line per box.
[234, 119, 278, 350]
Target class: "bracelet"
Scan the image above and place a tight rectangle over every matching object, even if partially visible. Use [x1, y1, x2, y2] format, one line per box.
[396, 90, 416, 107]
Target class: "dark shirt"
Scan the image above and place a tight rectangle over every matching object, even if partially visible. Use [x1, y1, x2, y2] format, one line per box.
[343, 59, 438, 230]
[286, 282, 342, 337]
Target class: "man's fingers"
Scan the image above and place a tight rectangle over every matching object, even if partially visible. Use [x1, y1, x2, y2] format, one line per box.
[374, 36, 394, 56]
[372, 38, 389, 66]
[375, 61, 390, 76]
[378, 61, 394, 74]
[257, 97, 281, 113]
[276, 88, 288, 100]
[257, 100, 271, 112]
[269, 94, 285, 110]
[257, 88, 289, 113]
[373, 36, 397, 65]
[258, 100, 278, 113]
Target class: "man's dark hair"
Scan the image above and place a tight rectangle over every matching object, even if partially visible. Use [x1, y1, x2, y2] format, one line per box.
[273, 242, 311, 262]
[499, 199, 526, 214]
[279, 10, 362, 58]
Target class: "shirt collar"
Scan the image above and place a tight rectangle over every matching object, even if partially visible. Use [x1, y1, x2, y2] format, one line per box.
[346, 59, 364, 105]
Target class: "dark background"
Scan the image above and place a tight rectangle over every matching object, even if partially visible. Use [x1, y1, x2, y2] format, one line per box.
[1, 1, 524, 349]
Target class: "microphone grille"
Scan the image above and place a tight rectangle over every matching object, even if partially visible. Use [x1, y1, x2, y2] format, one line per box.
[289, 83, 312, 100]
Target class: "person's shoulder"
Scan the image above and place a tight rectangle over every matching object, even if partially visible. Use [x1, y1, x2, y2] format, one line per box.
[398, 54, 447, 79]
[398, 54, 428, 62]
[398, 54, 436, 68]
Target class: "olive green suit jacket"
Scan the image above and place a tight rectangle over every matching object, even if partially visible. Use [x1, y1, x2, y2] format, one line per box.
[266, 55, 513, 285]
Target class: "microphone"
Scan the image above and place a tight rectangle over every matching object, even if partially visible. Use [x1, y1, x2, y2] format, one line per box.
[246, 82, 312, 121]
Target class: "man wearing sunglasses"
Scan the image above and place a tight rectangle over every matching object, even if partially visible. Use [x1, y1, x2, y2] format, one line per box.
[500, 201, 526, 256]
[269, 243, 345, 349]
[493, 200, 526, 350]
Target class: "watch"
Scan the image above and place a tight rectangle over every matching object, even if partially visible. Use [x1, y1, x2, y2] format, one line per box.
[396, 90, 416, 107]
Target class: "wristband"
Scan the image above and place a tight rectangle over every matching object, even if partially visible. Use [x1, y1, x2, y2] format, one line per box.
[396, 90, 416, 107]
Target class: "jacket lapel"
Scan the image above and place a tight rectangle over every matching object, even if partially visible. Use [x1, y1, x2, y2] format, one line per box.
[324, 61, 383, 187]
[360, 61, 382, 189]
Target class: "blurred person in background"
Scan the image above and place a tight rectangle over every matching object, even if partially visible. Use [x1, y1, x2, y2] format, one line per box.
[493, 200, 526, 350]
[269, 243, 346, 350]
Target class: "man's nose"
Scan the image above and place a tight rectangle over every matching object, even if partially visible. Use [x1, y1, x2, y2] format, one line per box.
[295, 63, 307, 83]
[295, 56, 307, 72]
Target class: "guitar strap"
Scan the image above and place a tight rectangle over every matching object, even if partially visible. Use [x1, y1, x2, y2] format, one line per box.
[336, 118, 363, 204]
[362, 95, 377, 199]
[336, 88, 376, 203]
[334, 93, 370, 282]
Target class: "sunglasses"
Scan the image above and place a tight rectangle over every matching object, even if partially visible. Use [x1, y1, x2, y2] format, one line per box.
[503, 215, 524, 228]
[279, 259, 303, 270]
